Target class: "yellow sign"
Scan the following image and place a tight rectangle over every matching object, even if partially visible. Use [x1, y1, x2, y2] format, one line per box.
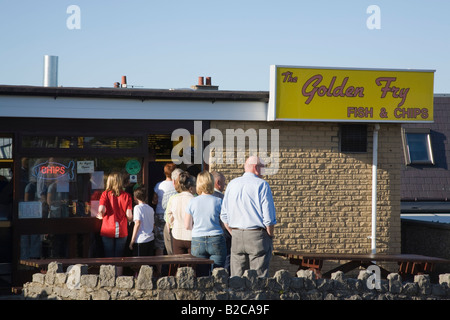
[269, 66, 435, 122]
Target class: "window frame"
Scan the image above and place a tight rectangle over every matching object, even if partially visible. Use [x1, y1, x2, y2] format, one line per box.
[402, 128, 434, 165]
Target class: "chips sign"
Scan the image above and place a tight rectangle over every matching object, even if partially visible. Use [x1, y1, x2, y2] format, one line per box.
[268, 65, 435, 122]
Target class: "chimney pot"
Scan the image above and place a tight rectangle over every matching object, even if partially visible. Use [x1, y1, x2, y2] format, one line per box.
[191, 75, 218, 90]
[121, 76, 127, 88]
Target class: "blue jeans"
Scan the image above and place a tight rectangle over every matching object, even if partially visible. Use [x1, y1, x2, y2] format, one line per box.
[191, 235, 227, 269]
[102, 236, 127, 257]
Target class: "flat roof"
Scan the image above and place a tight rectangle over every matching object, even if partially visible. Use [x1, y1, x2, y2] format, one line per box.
[0, 85, 269, 102]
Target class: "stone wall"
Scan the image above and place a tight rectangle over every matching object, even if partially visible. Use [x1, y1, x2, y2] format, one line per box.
[21, 263, 450, 300]
[209, 121, 402, 275]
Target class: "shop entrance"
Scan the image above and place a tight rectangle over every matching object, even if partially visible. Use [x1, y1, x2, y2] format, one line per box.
[147, 133, 203, 199]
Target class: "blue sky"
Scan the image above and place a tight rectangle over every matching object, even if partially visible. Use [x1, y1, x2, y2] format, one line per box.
[0, 0, 449, 92]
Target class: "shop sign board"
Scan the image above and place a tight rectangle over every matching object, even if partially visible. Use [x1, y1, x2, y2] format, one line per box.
[268, 65, 435, 123]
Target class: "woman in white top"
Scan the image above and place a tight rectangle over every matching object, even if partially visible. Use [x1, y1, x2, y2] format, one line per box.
[152, 162, 176, 256]
[166, 172, 195, 254]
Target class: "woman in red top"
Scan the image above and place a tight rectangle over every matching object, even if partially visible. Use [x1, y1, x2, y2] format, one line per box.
[97, 172, 133, 257]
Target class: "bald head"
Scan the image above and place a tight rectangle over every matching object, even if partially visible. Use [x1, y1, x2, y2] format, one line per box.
[244, 156, 264, 177]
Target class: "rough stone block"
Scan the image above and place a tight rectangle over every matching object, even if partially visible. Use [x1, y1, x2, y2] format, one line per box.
[414, 274, 431, 295]
[243, 269, 259, 290]
[66, 264, 88, 290]
[197, 276, 214, 290]
[116, 276, 134, 289]
[274, 269, 292, 291]
[92, 288, 111, 300]
[99, 265, 116, 287]
[290, 277, 304, 290]
[81, 274, 98, 288]
[32, 273, 45, 284]
[136, 265, 153, 290]
[297, 269, 316, 280]
[176, 267, 196, 289]
[439, 274, 450, 286]
[55, 273, 67, 285]
[387, 273, 402, 294]
[157, 276, 176, 290]
[431, 284, 446, 297]
[212, 267, 229, 289]
[47, 261, 63, 274]
[331, 271, 345, 282]
[402, 282, 418, 296]
[228, 276, 245, 290]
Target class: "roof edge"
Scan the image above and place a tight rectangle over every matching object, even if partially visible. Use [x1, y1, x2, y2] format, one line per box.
[0, 85, 269, 102]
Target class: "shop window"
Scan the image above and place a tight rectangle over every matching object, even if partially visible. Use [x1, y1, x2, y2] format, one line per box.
[0, 136, 12, 159]
[340, 124, 367, 153]
[22, 135, 142, 150]
[148, 134, 199, 166]
[84, 136, 142, 149]
[148, 134, 174, 162]
[18, 157, 143, 219]
[402, 128, 434, 165]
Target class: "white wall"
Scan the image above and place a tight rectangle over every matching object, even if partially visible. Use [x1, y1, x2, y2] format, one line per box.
[0, 95, 267, 121]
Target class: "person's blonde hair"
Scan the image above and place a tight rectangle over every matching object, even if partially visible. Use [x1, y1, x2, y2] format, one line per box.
[196, 171, 214, 195]
[105, 172, 123, 197]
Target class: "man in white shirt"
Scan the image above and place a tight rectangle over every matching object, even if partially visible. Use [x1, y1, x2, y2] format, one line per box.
[220, 156, 277, 277]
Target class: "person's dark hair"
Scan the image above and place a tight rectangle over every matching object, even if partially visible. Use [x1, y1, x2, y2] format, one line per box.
[133, 186, 147, 203]
[177, 172, 195, 192]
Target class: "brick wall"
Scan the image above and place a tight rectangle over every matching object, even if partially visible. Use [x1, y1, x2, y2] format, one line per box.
[209, 121, 402, 275]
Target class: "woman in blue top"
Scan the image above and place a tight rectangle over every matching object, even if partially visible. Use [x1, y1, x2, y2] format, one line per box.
[185, 170, 226, 270]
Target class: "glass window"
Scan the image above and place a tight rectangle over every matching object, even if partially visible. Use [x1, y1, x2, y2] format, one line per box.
[22, 136, 142, 149]
[148, 134, 175, 162]
[22, 136, 80, 149]
[0, 136, 13, 159]
[84, 136, 142, 149]
[19, 157, 143, 219]
[403, 129, 434, 165]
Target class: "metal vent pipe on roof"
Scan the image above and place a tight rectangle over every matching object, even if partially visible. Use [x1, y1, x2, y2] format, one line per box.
[43, 55, 58, 87]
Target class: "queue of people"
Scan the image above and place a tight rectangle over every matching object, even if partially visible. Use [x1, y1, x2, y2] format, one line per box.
[97, 156, 276, 277]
